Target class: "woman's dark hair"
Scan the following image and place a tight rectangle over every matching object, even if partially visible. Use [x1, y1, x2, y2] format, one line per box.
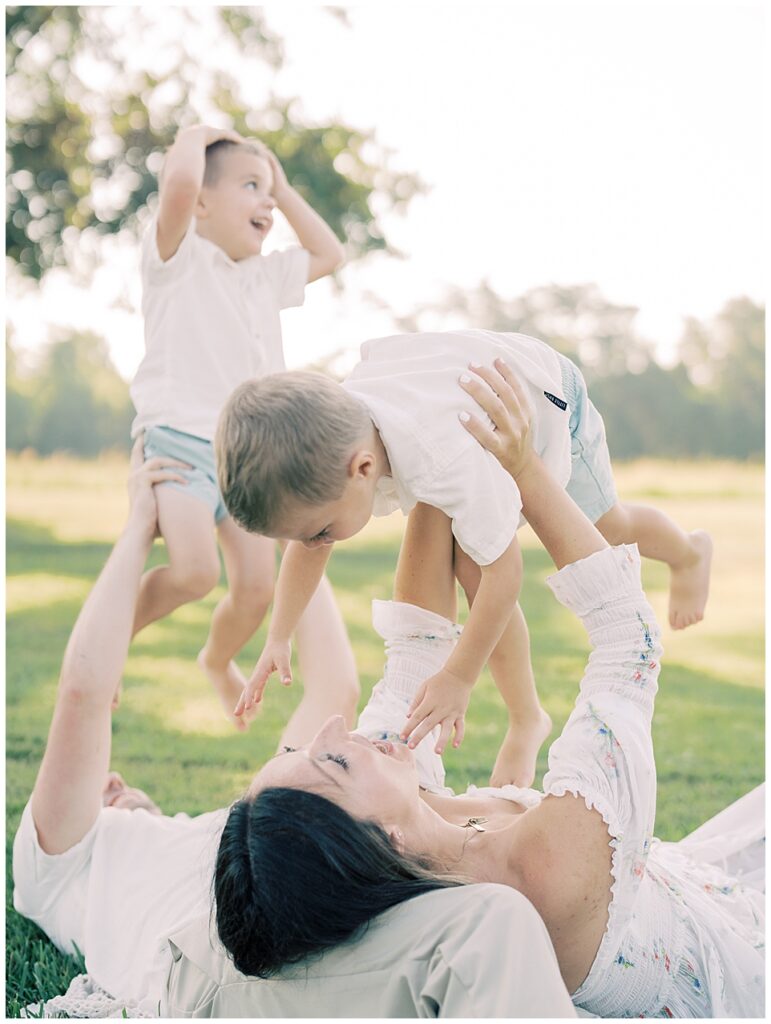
[214, 787, 459, 978]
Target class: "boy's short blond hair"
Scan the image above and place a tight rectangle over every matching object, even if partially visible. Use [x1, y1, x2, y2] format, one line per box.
[216, 372, 371, 535]
[203, 138, 269, 187]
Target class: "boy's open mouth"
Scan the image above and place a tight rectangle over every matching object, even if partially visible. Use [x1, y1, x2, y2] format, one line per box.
[250, 217, 271, 233]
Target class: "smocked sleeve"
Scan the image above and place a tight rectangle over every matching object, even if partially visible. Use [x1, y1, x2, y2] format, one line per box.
[542, 544, 663, 918]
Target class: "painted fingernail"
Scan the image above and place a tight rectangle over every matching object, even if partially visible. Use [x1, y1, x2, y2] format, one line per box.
[459, 373, 471, 384]
[459, 411, 470, 423]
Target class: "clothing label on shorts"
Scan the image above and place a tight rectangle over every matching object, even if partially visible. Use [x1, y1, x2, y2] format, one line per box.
[543, 391, 568, 411]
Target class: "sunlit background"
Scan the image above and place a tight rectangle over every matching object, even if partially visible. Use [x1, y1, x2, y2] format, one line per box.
[5, 8, 765, 1011]
[6, 3, 764, 461]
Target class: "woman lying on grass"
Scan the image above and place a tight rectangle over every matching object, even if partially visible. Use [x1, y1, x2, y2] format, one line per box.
[12, 397, 573, 1018]
[13, 363, 763, 1018]
[216, 362, 764, 1018]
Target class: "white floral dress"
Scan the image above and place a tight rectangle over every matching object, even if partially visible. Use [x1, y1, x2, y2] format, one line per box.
[362, 544, 764, 1017]
[473, 545, 764, 1018]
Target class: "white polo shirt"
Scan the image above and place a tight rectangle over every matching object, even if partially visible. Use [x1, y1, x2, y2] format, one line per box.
[342, 330, 573, 565]
[130, 215, 310, 441]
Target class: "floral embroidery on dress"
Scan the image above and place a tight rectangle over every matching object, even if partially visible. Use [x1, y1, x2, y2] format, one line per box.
[703, 881, 735, 896]
[681, 960, 704, 996]
[586, 702, 622, 774]
[615, 953, 635, 969]
[629, 612, 658, 681]
[651, 940, 672, 973]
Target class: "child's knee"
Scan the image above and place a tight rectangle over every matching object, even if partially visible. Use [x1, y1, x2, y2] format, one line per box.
[229, 577, 275, 616]
[171, 558, 221, 600]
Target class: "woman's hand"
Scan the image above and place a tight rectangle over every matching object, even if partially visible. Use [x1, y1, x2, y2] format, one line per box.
[127, 435, 189, 542]
[459, 359, 534, 479]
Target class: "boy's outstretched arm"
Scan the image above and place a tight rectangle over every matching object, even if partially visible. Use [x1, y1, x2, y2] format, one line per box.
[235, 541, 333, 715]
[266, 151, 345, 282]
[400, 538, 522, 753]
[156, 125, 244, 261]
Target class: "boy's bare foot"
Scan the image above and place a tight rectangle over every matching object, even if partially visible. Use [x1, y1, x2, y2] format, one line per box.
[489, 707, 552, 789]
[197, 649, 258, 731]
[669, 530, 713, 630]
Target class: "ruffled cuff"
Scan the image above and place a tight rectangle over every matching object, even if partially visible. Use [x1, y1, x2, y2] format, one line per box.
[546, 545, 643, 616]
[371, 600, 463, 642]
[370, 600, 462, 705]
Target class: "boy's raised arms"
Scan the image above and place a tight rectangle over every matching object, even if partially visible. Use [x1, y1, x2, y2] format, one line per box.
[156, 125, 244, 262]
[266, 150, 345, 282]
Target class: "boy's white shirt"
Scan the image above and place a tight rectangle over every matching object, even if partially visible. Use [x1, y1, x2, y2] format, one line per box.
[130, 213, 310, 441]
[342, 330, 573, 566]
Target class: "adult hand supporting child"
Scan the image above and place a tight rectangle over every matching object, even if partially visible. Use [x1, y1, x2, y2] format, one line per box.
[127, 434, 191, 542]
[458, 359, 534, 479]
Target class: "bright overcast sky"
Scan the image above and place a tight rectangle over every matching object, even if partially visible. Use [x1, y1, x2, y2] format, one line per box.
[7, 1, 764, 379]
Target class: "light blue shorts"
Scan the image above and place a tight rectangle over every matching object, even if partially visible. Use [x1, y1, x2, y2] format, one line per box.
[558, 355, 618, 523]
[143, 426, 229, 524]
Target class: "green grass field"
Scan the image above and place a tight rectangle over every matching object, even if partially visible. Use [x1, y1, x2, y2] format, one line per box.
[6, 454, 765, 1015]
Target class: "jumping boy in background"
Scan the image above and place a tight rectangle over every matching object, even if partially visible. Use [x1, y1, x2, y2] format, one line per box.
[216, 329, 712, 784]
[129, 124, 358, 730]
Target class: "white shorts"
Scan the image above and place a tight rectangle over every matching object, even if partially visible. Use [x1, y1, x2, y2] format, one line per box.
[12, 801, 97, 957]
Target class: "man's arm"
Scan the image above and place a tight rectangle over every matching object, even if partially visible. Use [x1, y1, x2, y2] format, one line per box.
[266, 151, 345, 283]
[156, 125, 244, 262]
[30, 440, 189, 854]
[236, 541, 333, 715]
[401, 537, 522, 752]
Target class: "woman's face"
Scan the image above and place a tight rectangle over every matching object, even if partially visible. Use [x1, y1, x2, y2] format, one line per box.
[250, 715, 420, 825]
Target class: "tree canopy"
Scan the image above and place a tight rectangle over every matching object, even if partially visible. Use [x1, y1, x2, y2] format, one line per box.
[6, 6, 423, 280]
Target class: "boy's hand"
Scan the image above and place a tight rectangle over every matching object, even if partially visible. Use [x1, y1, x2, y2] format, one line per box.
[400, 668, 473, 754]
[179, 124, 245, 148]
[459, 359, 534, 479]
[264, 149, 291, 203]
[126, 435, 189, 542]
[235, 638, 293, 716]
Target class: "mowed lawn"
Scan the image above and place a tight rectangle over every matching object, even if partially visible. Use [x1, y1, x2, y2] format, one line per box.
[6, 454, 764, 1014]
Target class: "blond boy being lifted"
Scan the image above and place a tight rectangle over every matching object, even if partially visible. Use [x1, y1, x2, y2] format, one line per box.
[217, 330, 711, 782]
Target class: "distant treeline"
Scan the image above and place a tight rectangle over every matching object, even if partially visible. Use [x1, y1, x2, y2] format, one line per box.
[6, 290, 763, 460]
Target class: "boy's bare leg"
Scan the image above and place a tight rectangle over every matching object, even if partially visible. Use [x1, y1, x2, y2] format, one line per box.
[280, 502, 456, 753]
[278, 574, 360, 750]
[393, 503, 457, 621]
[455, 545, 551, 789]
[132, 487, 220, 636]
[594, 502, 712, 629]
[198, 518, 276, 730]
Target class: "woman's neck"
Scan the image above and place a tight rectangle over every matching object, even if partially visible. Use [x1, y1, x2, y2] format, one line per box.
[407, 799, 519, 886]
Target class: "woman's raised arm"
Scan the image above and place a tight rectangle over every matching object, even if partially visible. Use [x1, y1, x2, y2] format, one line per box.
[30, 439, 189, 854]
